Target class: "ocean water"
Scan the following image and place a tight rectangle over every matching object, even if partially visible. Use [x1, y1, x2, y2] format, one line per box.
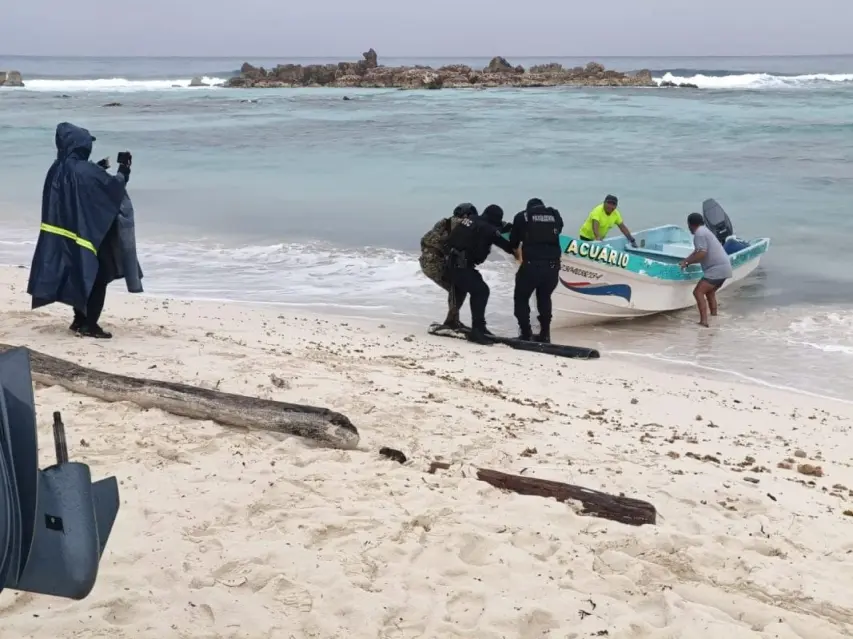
[1, 55, 852, 401]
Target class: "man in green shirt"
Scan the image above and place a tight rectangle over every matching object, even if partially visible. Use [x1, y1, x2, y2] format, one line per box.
[578, 195, 637, 246]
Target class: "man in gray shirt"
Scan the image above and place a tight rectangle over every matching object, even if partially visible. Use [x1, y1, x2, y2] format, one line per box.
[680, 212, 733, 327]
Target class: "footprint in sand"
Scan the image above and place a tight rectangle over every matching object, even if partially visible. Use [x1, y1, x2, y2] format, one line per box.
[193, 603, 216, 625]
[517, 609, 560, 639]
[457, 533, 500, 566]
[443, 590, 486, 629]
[509, 529, 561, 561]
[93, 596, 137, 626]
[264, 575, 314, 612]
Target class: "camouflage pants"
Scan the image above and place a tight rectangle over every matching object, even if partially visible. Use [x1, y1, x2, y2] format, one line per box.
[419, 251, 459, 321]
[420, 251, 450, 290]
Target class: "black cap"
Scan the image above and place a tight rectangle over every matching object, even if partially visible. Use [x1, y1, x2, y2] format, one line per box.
[687, 212, 704, 226]
[604, 194, 618, 205]
[526, 198, 544, 210]
[453, 202, 478, 218]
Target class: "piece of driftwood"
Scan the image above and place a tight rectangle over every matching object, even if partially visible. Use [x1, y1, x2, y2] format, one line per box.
[0, 344, 359, 450]
[379, 447, 407, 464]
[476, 468, 657, 526]
[428, 461, 451, 474]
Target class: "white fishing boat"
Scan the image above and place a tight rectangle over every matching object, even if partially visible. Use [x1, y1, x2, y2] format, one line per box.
[550, 199, 770, 327]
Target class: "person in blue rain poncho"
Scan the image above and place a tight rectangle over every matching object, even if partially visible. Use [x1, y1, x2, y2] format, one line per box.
[27, 122, 143, 339]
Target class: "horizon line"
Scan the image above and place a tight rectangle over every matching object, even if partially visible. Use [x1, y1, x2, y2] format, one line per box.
[1, 53, 852, 60]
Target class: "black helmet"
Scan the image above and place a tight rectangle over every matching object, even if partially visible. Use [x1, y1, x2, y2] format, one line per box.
[453, 202, 478, 218]
[482, 204, 504, 226]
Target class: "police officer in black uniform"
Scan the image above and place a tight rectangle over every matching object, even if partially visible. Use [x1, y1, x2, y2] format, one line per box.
[508, 198, 564, 343]
[446, 203, 514, 344]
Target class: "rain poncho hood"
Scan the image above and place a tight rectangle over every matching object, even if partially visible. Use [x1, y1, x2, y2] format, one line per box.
[27, 123, 131, 310]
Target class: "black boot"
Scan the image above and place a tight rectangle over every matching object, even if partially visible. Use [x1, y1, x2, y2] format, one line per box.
[467, 325, 494, 345]
[535, 317, 551, 343]
[70, 310, 86, 333]
[517, 325, 533, 341]
[442, 309, 469, 331]
[79, 324, 113, 339]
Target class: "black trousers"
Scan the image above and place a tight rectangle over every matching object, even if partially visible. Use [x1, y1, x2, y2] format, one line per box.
[450, 266, 490, 330]
[74, 267, 109, 328]
[514, 261, 560, 330]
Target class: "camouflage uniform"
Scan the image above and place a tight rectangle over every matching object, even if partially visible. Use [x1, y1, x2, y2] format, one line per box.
[419, 217, 463, 325]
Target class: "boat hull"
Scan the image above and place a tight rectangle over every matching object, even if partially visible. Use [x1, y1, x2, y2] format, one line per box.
[550, 225, 770, 328]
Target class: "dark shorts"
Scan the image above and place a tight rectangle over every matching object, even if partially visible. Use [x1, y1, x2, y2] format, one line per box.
[579, 235, 595, 242]
[700, 277, 727, 290]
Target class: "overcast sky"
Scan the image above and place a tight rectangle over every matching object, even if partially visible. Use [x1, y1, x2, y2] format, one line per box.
[2, 0, 851, 57]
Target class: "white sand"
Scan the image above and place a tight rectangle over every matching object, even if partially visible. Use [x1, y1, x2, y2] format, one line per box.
[0, 265, 851, 638]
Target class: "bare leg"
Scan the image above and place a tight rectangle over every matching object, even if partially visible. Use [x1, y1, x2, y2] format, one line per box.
[693, 281, 713, 327]
[706, 288, 719, 316]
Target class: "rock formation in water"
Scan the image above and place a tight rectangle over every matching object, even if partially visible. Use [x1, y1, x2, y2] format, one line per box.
[659, 80, 699, 89]
[189, 76, 210, 87]
[0, 71, 24, 87]
[224, 49, 658, 89]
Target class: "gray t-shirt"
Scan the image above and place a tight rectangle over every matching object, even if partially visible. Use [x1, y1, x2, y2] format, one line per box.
[693, 226, 733, 280]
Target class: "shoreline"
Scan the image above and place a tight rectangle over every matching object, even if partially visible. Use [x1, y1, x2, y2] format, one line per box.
[1, 265, 853, 635]
[0, 257, 846, 406]
[100, 288, 853, 407]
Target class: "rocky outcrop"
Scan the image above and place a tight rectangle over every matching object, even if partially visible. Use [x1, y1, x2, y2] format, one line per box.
[224, 50, 660, 89]
[659, 80, 699, 89]
[189, 76, 209, 87]
[0, 71, 24, 87]
[484, 56, 523, 74]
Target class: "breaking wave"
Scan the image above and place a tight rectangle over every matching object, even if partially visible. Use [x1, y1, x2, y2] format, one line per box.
[653, 71, 853, 90]
[5, 77, 228, 92]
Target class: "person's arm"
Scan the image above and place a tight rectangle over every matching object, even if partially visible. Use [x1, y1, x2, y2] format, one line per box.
[618, 222, 637, 247]
[507, 213, 523, 250]
[491, 228, 515, 255]
[506, 212, 523, 261]
[81, 162, 127, 206]
[680, 234, 708, 269]
[552, 208, 564, 234]
[592, 219, 602, 240]
[446, 219, 466, 249]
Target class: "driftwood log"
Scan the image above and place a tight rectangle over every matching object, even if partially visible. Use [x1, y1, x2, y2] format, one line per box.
[476, 468, 657, 526]
[0, 344, 359, 450]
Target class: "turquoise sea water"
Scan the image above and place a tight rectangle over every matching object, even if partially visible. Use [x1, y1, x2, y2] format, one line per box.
[0, 55, 851, 400]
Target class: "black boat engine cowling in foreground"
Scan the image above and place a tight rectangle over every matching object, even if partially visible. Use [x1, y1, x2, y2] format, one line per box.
[0, 347, 119, 600]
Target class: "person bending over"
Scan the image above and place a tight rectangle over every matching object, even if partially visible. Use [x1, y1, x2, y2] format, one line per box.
[508, 198, 563, 343]
[578, 194, 636, 246]
[680, 212, 733, 327]
[419, 203, 478, 329]
[445, 205, 514, 344]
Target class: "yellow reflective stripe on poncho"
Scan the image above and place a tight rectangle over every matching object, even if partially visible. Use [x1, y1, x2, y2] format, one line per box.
[40, 223, 97, 255]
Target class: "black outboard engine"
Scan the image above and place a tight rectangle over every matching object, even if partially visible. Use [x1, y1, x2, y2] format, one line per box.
[701, 198, 734, 245]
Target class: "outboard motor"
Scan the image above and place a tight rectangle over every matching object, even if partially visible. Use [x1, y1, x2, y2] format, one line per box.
[701, 198, 734, 245]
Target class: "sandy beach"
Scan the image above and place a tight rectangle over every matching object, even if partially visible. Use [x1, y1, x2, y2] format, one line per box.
[0, 264, 851, 638]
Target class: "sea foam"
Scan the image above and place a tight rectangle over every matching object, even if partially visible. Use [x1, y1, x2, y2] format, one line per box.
[654, 71, 853, 89]
[7, 77, 228, 92]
